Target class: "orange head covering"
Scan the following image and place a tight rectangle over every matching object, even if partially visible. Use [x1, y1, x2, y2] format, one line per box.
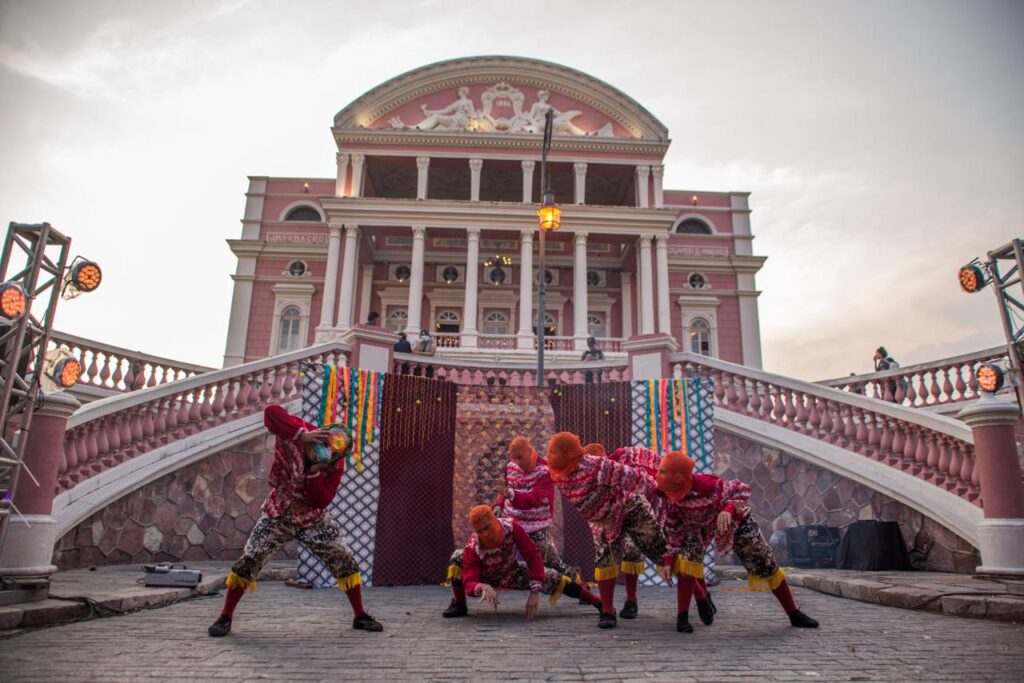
[547, 432, 585, 479]
[583, 443, 606, 458]
[656, 451, 695, 503]
[508, 436, 538, 472]
[469, 504, 504, 548]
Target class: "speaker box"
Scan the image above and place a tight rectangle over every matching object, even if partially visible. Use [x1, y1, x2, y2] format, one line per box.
[785, 525, 841, 568]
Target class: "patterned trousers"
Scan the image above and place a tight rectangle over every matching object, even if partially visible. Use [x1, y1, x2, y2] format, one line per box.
[528, 528, 580, 579]
[231, 512, 360, 586]
[670, 513, 780, 587]
[593, 494, 666, 579]
[448, 553, 568, 596]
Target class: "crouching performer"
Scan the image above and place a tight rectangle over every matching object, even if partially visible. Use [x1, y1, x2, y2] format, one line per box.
[208, 404, 383, 637]
[654, 451, 818, 633]
[443, 505, 602, 618]
[546, 432, 667, 629]
[493, 436, 579, 579]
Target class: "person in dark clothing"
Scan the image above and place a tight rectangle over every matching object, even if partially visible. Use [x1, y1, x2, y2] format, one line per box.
[581, 336, 604, 383]
[873, 346, 902, 401]
[394, 332, 413, 353]
[366, 311, 381, 326]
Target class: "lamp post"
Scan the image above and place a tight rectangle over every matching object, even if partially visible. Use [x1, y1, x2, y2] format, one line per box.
[535, 108, 561, 387]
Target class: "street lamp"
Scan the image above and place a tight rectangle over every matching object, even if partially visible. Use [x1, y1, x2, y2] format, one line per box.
[535, 107, 560, 387]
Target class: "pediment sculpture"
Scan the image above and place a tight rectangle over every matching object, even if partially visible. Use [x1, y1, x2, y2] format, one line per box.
[388, 83, 614, 137]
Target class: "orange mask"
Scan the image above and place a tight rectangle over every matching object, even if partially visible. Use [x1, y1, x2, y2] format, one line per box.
[583, 443, 606, 458]
[469, 505, 504, 548]
[509, 436, 538, 472]
[657, 451, 695, 503]
[547, 432, 584, 479]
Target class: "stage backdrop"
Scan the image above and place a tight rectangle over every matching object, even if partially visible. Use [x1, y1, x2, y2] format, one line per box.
[295, 366, 714, 587]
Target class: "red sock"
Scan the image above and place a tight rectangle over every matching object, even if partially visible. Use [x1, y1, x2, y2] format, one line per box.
[695, 579, 707, 600]
[345, 584, 366, 617]
[597, 578, 617, 615]
[451, 583, 466, 605]
[623, 572, 638, 602]
[220, 585, 245, 619]
[578, 586, 601, 607]
[772, 579, 798, 615]
[677, 576, 696, 614]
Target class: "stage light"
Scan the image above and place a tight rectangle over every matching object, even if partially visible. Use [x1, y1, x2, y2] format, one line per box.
[958, 262, 987, 293]
[40, 347, 82, 393]
[51, 357, 82, 388]
[976, 363, 1005, 393]
[0, 282, 27, 319]
[62, 258, 102, 300]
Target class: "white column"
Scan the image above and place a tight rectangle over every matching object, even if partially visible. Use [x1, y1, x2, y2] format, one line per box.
[404, 225, 427, 335]
[461, 227, 481, 348]
[655, 234, 672, 334]
[573, 231, 589, 350]
[573, 162, 587, 205]
[358, 263, 374, 324]
[335, 153, 350, 197]
[316, 223, 343, 338]
[350, 154, 365, 198]
[469, 158, 483, 202]
[521, 160, 535, 203]
[335, 225, 360, 331]
[636, 165, 650, 208]
[620, 275, 633, 339]
[516, 228, 534, 349]
[730, 192, 754, 256]
[737, 272, 764, 369]
[652, 164, 665, 208]
[638, 235, 655, 334]
[223, 258, 256, 367]
[416, 156, 430, 200]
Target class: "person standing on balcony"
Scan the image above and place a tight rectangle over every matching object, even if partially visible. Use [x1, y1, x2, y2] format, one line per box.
[581, 336, 604, 383]
[441, 505, 603, 619]
[654, 450, 818, 633]
[207, 404, 384, 637]
[546, 432, 667, 629]
[394, 332, 413, 353]
[414, 328, 436, 378]
[874, 346, 902, 400]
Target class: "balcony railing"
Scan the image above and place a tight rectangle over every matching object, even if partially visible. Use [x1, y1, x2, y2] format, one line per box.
[392, 353, 629, 386]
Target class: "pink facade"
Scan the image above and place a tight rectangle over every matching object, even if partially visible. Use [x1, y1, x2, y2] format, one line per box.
[223, 56, 765, 369]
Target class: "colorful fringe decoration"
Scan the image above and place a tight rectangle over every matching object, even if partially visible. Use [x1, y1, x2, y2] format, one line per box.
[225, 571, 257, 592]
[620, 560, 645, 575]
[446, 565, 462, 582]
[336, 571, 363, 592]
[747, 567, 786, 592]
[671, 556, 706, 579]
[594, 564, 620, 582]
[316, 365, 385, 474]
[549, 575, 571, 606]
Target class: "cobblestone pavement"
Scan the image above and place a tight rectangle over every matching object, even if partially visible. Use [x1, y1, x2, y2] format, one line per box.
[1, 581, 1022, 682]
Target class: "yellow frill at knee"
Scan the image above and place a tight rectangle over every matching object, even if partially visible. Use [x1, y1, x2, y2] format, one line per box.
[620, 560, 645, 576]
[336, 572, 363, 592]
[549, 575, 571, 606]
[747, 567, 786, 592]
[225, 571, 257, 592]
[671, 556, 705, 579]
[594, 564, 619, 582]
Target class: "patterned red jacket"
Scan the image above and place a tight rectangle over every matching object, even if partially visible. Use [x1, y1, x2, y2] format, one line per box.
[551, 453, 653, 543]
[492, 456, 554, 533]
[262, 404, 344, 526]
[461, 519, 545, 596]
[657, 473, 751, 563]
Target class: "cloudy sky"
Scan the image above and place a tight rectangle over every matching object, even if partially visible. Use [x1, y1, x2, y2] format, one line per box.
[0, 0, 1020, 380]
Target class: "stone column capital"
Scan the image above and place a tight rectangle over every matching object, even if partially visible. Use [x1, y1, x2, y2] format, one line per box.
[636, 165, 651, 176]
[639, 234, 653, 247]
[521, 160, 536, 172]
[469, 157, 484, 171]
[350, 153, 365, 164]
[574, 231, 589, 247]
[328, 221, 345, 233]
[416, 156, 431, 169]
[344, 224, 360, 238]
[519, 228, 534, 244]
[652, 164, 664, 178]
[466, 227, 481, 241]
[654, 233, 669, 246]
[336, 152, 350, 163]
[573, 162, 588, 174]
[412, 225, 427, 240]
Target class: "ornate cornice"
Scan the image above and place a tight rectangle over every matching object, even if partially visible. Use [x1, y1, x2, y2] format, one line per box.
[331, 129, 670, 156]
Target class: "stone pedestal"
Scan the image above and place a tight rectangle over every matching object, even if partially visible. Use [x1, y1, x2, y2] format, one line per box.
[0, 392, 81, 584]
[959, 393, 1024, 576]
[340, 324, 398, 373]
[621, 333, 678, 381]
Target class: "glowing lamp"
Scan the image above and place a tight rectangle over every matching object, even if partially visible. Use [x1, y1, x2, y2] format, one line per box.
[958, 264, 986, 293]
[0, 282, 27, 318]
[976, 364, 1005, 393]
[537, 192, 561, 232]
[70, 261, 102, 292]
[51, 357, 82, 388]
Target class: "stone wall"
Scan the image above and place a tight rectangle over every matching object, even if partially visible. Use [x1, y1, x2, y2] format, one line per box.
[54, 434, 299, 570]
[716, 430, 980, 573]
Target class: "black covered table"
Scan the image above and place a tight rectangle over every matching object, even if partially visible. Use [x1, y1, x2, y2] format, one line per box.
[836, 520, 911, 570]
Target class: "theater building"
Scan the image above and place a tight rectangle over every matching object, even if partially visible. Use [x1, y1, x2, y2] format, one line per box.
[222, 56, 766, 368]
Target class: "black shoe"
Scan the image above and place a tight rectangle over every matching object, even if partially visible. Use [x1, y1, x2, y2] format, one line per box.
[353, 613, 384, 632]
[676, 613, 693, 633]
[788, 610, 819, 628]
[597, 612, 617, 629]
[696, 598, 715, 625]
[442, 599, 468, 618]
[208, 615, 232, 637]
[618, 599, 638, 619]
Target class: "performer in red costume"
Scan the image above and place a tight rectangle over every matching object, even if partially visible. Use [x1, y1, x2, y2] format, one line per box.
[654, 451, 819, 632]
[546, 432, 667, 629]
[442, 506, 602, 618]
[207, 404, 383, 637]
[492, 436, 578, 578]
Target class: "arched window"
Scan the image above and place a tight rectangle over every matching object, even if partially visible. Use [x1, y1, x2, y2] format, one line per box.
[435, 309, 461, 334]
[284, 205, 322, 222]
[676, 218, 712, 235]
[388, 308, 408, 332]
[278, 306, 302, 352]
[483, 311, 509, 335]
[587, 313, 605, 338]
[690, 317, 711, 355]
